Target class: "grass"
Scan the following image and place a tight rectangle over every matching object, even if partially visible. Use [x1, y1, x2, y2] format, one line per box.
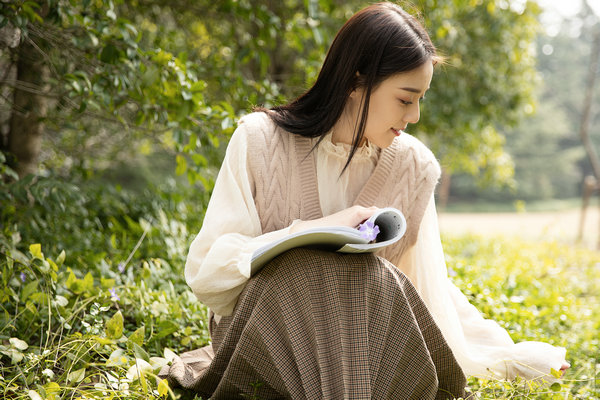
[442, 234, 600, 399]
[1, 176, 598, 399]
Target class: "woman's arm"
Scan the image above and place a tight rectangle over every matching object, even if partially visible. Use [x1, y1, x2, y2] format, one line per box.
[185, 123, 293, 316]
[187, 118, 379, 317]
[397, 195, 567, 380]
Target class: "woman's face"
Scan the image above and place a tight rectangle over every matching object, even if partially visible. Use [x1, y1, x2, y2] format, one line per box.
[335, 61, 434, 149]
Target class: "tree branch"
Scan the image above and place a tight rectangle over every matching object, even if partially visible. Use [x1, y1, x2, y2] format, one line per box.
[0, 79, 58, 97]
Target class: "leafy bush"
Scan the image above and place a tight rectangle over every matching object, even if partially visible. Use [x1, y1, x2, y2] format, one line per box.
[1, 175, 210, 399]
[0, 173, 207, 272]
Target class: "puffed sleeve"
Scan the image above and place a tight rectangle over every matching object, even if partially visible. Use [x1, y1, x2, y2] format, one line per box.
[396, 195, 567, 381]
[185, 120, 295, 317]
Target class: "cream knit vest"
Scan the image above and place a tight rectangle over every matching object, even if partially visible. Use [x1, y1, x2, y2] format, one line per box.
[242, 112, 440, 266]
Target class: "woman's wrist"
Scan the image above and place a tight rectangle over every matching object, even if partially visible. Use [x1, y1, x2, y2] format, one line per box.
[289, 219, 306, 234]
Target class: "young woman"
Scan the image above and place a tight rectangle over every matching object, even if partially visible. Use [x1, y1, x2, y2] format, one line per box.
[163, 2, 568, 399]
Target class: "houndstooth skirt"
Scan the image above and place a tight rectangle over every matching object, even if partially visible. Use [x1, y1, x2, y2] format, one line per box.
[162, 248, 466, 399]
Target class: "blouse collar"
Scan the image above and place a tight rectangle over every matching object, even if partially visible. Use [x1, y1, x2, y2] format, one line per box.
[318, 131, 379, 161]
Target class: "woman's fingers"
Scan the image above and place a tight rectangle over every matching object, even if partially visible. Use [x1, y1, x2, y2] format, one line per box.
[330, 205, 379, 227]
[289, 205, 378, 233]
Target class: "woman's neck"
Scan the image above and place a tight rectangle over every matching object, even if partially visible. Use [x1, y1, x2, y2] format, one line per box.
[331, 113, 367, 146]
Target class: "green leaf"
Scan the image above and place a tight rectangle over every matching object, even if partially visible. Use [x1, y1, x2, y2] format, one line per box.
[550, 382, 561, 392]
[126, 358, 152, 382]
[550, 367, 562, 379]
[106, 8, 116, 20]
[77, 101, 87, 114]
[27, 390, 43, 400]
[20, 280, 38, 302]
[25, 301, 38, 314]
[81, 272, 94, 293]
[93, 336, 113, 346]
[132, 342, 150, 362]
[128, 326, 145, 346]
[106, 348, 128, 366]
[65, 270, 77, 291]
[153, 320, 179, 340]
[181, 90, 192, 100]
[9, 337, 28, 351]
[100, 277, 115, 289]
[163, 348, 176, 362]
[21, 3, 43, 23]
[67, 367, 86, 383]
[175, 154, 187, 175]
[157, 378, 169, 396]
[3, 348, 24, 363]
[71, 80, 81, 93]
[100, 44, 120, 64]
[105, 310, 124, 339]
[44, 381, 60, 394]
[53, 295, 68, 307]
[29, 243, 43, 259]
[47, 258, 58, 272]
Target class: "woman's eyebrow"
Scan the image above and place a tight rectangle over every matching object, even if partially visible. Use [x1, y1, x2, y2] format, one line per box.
[398, 86, 427, 93]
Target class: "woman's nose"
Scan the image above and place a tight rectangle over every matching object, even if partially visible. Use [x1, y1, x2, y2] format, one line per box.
[404, 103, 420, 124]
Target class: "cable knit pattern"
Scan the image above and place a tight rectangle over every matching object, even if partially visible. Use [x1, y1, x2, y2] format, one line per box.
[244, 112, 295, 233]
[243, 111, 440, 266]
[374, 134, 441, 265]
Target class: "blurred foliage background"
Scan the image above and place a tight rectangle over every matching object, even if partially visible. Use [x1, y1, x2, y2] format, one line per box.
[1, 0, 600, 399]
[1, 0, 599, 207]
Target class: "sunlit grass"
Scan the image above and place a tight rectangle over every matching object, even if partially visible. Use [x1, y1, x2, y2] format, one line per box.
[1, 227, 598, 399]
[443, 234, 600, 399]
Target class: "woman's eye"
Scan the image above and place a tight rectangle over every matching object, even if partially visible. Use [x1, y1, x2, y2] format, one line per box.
[399, 99, 412, 105]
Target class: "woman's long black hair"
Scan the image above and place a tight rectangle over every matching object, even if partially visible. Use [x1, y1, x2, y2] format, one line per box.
[259, 2, 439, 173]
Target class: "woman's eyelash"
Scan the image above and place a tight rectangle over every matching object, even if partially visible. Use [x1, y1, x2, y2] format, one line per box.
[399, 97, 425, 105]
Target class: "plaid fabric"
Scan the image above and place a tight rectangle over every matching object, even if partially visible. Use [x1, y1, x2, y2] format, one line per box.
[163, 248, 466, 399]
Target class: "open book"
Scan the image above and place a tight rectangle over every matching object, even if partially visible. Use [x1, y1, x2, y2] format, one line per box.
[250, 207, 406, 276]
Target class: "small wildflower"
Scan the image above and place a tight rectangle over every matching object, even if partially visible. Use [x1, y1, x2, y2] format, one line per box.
[42, 368, 55, 380]
[20, 272, 26, 282]
[358, 220, 380, 242]
[117, 262, 126, 273]
[448, 268, 457, 277]
[109, 288, 120, 301]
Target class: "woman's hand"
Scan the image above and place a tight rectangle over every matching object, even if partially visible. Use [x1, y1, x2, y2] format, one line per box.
[290, 205, 378, 234]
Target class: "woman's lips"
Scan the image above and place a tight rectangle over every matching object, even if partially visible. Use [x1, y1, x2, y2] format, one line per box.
[390, 128, 402, 136]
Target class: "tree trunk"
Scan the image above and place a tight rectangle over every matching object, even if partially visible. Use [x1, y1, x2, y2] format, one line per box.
[578, 175, 597, 242]
[578, 27, 600, 179]
[577, 25, 600, 246]
[8, 38, 49, 178]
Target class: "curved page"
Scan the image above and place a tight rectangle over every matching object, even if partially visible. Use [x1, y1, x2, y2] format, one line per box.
[250, 207, 407, 276]
[340, 207, 407, 252]
[250, 226, 366, 276]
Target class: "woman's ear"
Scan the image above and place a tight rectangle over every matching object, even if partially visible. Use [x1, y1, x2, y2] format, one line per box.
[350, 71, 364, 98]
[349, 87, 360, 99]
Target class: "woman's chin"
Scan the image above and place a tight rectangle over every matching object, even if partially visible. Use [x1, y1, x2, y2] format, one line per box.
[379, 135, 397, 149]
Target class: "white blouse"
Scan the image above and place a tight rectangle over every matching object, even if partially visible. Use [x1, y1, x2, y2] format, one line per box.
[185, 127, 567, 381]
